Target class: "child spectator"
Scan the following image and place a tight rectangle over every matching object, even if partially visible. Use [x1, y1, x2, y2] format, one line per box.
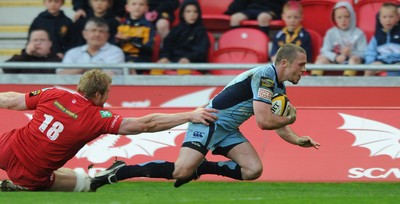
[117, 0, 156, 74]
[311, 1, 367, 76]
[57, 17, 125, 75]
[270, 1, 312, 63]
[29, 0, 73, 58]
[364, 2, 400, 76]
[155, 0, 209, 75]
[375, 3, 400, 32]
[3, 29, 61, 74]
[224, 0, 287, 37]
[71, 0, 120, 47]
[146, 0, 180, 41]
[72, 0, 127, 21]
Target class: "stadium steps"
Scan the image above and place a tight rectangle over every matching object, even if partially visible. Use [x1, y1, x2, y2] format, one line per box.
[0, 0, 73, 61]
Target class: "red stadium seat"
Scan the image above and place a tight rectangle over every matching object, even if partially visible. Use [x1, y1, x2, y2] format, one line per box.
[300, 0, 336, 37]
[306, 29, 322, 63]
[240, 20, 285, 30]
[198, 0, 232, 32]
[210, 28, 269, 75]
[355, 0, 399, 41]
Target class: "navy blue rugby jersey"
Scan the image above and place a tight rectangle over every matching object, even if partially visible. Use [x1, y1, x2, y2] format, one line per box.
[208, 64, 286, 131]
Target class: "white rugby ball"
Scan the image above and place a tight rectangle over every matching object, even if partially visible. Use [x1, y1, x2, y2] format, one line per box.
[271, 93, 290, 116]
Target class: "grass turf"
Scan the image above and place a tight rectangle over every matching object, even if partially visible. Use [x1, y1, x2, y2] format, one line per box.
[1, 181, 399, 204]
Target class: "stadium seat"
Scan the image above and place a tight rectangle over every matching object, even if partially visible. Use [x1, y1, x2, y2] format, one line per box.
[210, 28, 269, 75]
[198, 0, 232, 32]
[300, 0, 337, 37]
[306, 29, 322, 63]
[240, 19, 286, 30]
[355, 0, 399, 41]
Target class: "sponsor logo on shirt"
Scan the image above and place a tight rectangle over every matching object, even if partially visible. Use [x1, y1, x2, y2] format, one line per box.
[258, 88, 272, 100]
[100, 110, 113, 118]
[111, 115, 120, 129]
[29, 90, 41, 97]
[260, 77, 274, 88]
[54, 101, 78, 119]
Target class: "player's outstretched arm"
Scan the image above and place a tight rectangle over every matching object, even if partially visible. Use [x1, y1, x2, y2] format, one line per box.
[275, 126, 320, 149]
[118, 107, 218, 135]
[0, 91, 27, 110]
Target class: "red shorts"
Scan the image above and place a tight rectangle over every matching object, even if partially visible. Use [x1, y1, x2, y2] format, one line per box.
[0, 131, 55, 190]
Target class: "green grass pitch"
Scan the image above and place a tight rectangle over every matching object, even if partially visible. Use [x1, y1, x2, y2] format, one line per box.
[1, 181, 399, 204]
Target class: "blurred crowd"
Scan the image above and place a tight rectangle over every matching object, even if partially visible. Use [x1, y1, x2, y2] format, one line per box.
[2, 0, 400, 76]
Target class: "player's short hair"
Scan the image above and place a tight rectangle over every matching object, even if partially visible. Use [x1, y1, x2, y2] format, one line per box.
[275, 43, 306, 64]
[77, 69, 112, 99]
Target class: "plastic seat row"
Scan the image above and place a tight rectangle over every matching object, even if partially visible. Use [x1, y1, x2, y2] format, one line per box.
[150, 27, 320, 75]
[197, 0, 398, 40]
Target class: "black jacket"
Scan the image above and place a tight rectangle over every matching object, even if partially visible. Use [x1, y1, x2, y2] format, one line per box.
[148, 0, 180, 22]
[159, 0, 209, 62]
[72, 0, 127, 18]
[3, 49, 61, 74]
[29, 10, 74, 53]
[225, 0, 287, 18]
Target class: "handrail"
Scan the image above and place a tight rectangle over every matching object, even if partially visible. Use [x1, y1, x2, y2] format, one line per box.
[0, 62, 399, 71]
[1, 62, 399, 86]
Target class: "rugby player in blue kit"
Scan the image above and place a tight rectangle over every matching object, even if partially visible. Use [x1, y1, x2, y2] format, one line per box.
[90, 43, 320, 191]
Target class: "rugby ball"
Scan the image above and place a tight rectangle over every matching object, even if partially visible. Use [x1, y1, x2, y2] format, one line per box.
[271, 93, 290, 116]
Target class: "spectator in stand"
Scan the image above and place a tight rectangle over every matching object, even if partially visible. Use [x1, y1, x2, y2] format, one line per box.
[72, 0, 127, 21]
[155, 0, 209, 75]
[71, 0, 120, 47]
[57, 17, 124, 75]
[364, 2, 400, 76]
[146, 0, 180, 41]
[3, 29, 61, 74]
[116, 0, 156, 74]
[224, 0, 288, 37]
[270, 1, 312, 63]
[311, 1, 367, 76]
[29, 0, 73, 58]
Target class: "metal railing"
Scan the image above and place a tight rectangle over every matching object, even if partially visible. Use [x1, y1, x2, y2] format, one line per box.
[0, 62, 399, 86]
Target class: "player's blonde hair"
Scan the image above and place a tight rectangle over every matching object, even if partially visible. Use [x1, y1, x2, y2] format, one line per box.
[275, 43, 306, 64]
[77, 69, 112, 99]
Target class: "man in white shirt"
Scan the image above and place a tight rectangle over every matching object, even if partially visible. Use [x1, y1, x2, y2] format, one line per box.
[57, 17, 125, 75]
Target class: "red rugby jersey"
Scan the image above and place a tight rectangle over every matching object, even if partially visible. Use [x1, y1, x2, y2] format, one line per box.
[9, 88, 123, 174]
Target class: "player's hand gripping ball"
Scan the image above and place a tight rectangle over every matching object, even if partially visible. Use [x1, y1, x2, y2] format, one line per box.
[271, 93, 292, 116]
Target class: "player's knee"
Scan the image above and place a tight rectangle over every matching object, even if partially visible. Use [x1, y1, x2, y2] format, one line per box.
[74, 171, 91, 192]
[242, 165, 263, 180]
[172, 165, 195, 179]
